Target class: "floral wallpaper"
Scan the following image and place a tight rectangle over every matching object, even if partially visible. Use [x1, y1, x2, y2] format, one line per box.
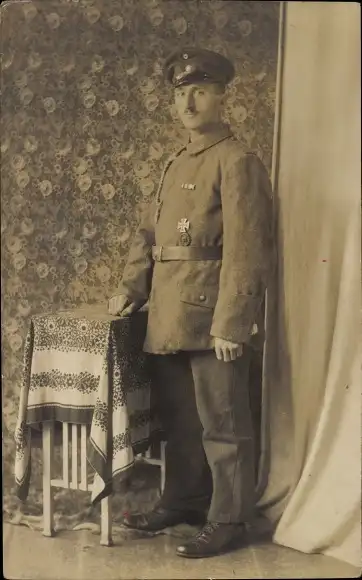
[1, 0, 279, 529]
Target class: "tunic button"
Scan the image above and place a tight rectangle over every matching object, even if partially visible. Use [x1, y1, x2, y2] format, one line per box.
[199, 295, 206, 302]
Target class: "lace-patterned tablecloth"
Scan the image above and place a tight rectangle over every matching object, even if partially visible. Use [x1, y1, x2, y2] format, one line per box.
[14, 305, 153, 503]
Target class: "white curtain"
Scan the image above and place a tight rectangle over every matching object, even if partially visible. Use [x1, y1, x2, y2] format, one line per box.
[257, 1, 361, 568]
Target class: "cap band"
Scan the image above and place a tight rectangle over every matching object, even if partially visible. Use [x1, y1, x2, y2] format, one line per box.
[174, 71, 221, 88]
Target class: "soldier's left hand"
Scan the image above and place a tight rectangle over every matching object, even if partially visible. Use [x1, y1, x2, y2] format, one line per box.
[214, 337, 243, 362]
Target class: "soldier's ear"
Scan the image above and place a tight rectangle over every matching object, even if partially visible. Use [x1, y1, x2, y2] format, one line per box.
[214, 83, 225, 94]
[213, 83, 226, 103]
[218, 89, 226, 108]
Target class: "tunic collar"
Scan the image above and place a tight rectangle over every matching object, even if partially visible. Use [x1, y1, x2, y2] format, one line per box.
[185, 123, 233, 155]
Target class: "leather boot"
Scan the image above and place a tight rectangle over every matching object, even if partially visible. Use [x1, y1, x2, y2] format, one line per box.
[176, 521, 247, 558]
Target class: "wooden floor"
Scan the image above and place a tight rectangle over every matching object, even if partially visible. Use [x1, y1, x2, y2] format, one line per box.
[4, 523, 360, 580]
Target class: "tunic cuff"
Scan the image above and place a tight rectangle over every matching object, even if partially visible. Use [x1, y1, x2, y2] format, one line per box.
[210, 294, 263, 344]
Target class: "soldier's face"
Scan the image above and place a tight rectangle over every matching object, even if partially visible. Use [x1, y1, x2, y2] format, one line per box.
[174, 83, 225, 131]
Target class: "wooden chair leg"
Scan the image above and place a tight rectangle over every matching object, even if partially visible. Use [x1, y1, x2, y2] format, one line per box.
[62, 423, 69, 488]
[100, 495, 113, 546]
[160, 441, 166, 493]
[42, 422, 55, 537]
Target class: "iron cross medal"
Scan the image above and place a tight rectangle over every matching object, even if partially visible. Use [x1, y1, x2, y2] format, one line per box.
[177, 218, 192, 246]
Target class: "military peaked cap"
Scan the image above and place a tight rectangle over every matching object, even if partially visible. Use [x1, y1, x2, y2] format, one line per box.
[164, 48, 235, 88]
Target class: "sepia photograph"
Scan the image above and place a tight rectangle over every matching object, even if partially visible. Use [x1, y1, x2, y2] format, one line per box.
[1, 0, 360, 578]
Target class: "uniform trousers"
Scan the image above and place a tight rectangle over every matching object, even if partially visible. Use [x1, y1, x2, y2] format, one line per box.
[149, 347, 256, 524]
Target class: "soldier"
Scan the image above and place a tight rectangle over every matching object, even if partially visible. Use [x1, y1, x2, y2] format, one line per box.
[108, 47, 274, 558]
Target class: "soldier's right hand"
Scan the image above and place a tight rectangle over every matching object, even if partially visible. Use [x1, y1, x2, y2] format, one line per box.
[108, 294, 143, 317]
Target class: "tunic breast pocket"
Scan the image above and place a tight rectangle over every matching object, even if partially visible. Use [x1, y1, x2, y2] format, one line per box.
[180, 286, 219, 309]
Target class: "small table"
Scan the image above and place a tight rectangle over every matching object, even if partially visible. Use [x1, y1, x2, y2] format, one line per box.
[14, 305, 163, 545]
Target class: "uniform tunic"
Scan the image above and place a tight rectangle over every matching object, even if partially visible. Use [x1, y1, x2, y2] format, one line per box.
[118, 124, 274, 354]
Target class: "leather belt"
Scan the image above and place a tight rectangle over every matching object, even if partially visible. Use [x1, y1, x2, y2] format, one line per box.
[151, 245, 223, 262]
